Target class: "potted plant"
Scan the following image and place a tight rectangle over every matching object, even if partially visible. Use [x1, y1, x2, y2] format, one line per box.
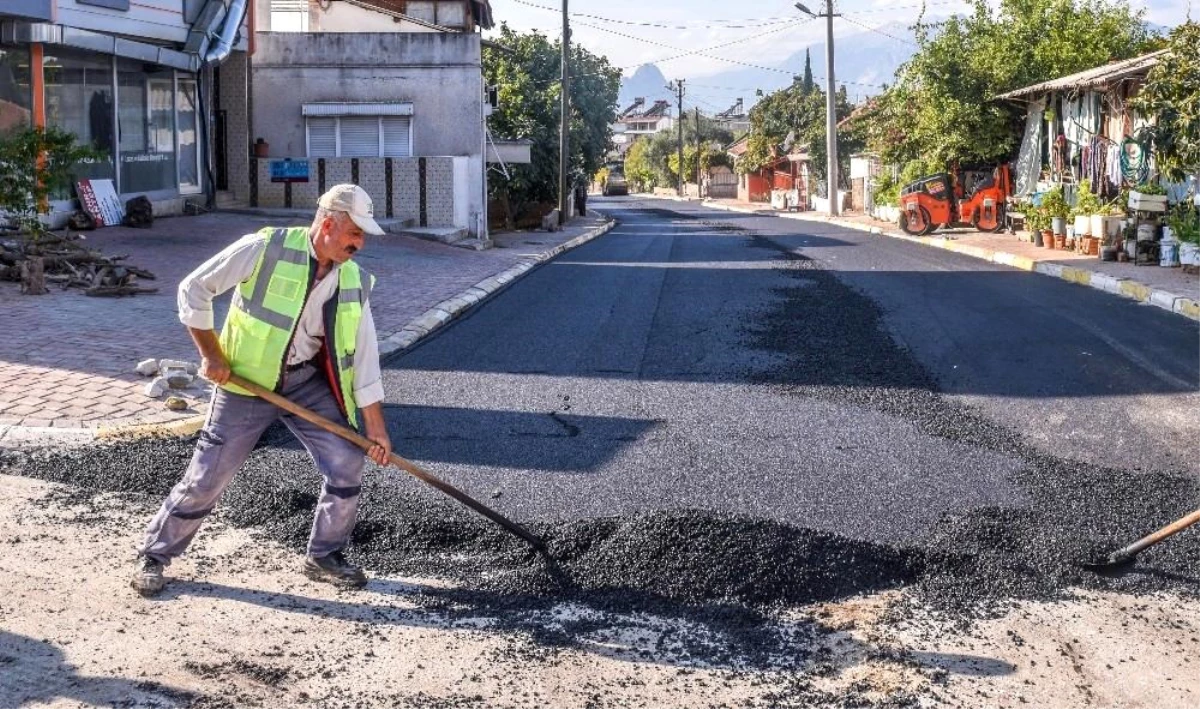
[1168, 203, 1200, 267]
[1042, 186, 1070, 238]
[1091, 198, 1125, 246]
[1129, 181, 1169, 212]
[1073, 180, 1100, 236]
[1027, 207, 1048, 247]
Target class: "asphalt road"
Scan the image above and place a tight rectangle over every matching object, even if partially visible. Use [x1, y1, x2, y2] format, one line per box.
[379, 196, 1200, 546]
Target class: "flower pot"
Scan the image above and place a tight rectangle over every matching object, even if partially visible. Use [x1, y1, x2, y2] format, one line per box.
[1181, 243, 1200, 266]
[1091, 215, 1122, 241]
[1054, 234, 1066, 249]
[1073, 215, 1091, 236]
[1128, 191, 1168, 212]
[1160, 240, 1179, 267]
[1033, 230, 1044, 247]
[1042, 229, 1054, 248]
[1136, 222, 1156, 241]
[1051, 217, 1066, 236]
[253, 138, 269, 158]
[1125, 239, 1137, 258]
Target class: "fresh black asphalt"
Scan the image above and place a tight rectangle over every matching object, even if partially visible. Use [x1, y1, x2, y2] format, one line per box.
[6, 196, 1200, 620]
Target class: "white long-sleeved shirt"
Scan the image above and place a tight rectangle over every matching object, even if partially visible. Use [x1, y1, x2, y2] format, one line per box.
[177, 231, 385, 408]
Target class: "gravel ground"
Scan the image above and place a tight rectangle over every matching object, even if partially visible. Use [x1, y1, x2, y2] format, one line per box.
[2, 198, 1198, 706]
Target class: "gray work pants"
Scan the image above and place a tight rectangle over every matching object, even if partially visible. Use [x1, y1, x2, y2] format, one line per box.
[140, 364, 364, 563]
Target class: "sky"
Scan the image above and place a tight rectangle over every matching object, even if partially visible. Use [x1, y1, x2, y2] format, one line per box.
[485, 0, 1189, 86]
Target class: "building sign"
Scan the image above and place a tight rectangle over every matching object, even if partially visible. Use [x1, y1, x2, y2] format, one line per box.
[270, 159, 310, 183]
[76, 179, 125, 227]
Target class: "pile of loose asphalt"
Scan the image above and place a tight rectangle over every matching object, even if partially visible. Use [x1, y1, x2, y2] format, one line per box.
[2, 214, 1197, 671]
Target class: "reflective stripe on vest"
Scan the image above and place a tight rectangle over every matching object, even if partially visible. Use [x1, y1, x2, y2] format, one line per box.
[329, 265, 374, 430]
[219, 227, 370, 431]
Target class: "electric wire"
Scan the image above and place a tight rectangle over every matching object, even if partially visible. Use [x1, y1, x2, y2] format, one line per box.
[837, 14, 919, 46]
[508, 0, 802, 29]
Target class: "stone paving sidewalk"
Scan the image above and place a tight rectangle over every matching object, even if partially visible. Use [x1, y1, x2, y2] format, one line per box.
[693, 196, 1200, 318]
[0, 211, 612, 437]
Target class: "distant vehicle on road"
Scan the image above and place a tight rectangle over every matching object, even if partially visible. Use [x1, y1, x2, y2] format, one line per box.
[603, 169, 629, 196]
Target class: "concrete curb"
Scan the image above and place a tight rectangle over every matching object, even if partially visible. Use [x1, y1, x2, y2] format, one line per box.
[379, 213, 617, 357]
[684, 198, 1200, 323]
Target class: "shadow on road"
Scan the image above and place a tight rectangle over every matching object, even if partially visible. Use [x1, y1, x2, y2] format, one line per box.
[0, 630, 200, 708]
[149, 578, 1016, 680]
[259, 405, 660, 473]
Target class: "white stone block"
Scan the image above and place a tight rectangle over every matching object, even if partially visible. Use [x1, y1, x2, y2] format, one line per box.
[144, 377, 169, 398]
[1090, 273, 1125, 294]
[1150, 290, 1182, 311]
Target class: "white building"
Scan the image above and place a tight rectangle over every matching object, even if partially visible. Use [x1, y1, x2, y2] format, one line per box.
[0, 0, 251, 220]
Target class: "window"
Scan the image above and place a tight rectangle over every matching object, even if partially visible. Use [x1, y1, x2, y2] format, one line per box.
[304, 106, 413, 158]
[44, 48, 116, 182]
[269, 0, 309, 31]
[117, 58, 177, 193]
[0, 44, 32, 132]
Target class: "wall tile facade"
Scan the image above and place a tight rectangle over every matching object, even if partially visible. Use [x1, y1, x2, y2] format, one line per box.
[250, 156, 455, 227]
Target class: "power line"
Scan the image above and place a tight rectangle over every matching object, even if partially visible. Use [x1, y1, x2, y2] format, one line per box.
[574, 18, 895, 90]
[838, 14, 919, 46]
[832, 0, 967, 13]
[607, 18, 811, 70]
[509, 0, 800, 29]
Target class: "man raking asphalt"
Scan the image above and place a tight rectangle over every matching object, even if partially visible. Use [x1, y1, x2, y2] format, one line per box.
[132, 185, 397, 596]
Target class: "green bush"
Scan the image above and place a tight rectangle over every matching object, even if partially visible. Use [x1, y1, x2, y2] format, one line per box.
[1073, 180, 1102, 217]
[872, 171, 899, 206]
[1167, 203, 1200, 245]
[0, 125, 101, 237]
[1133, 181, 1167, 196]
[1041, 186, 1070, 219]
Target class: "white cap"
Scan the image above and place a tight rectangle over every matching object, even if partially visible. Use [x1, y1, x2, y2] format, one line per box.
[318, 184, 384, 236]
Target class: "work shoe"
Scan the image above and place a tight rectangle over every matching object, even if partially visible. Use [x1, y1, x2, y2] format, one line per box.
[131, 556, 166, 597]
[303, 550, 367, 588]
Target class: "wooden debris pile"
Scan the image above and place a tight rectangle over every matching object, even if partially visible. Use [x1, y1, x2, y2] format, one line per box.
[0, 231, 158, 297]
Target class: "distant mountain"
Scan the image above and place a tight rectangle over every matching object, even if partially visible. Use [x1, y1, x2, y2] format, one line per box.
[617, 22, 916, 115]
[617, 64, 673, 113]
[700, 22, 915, 109]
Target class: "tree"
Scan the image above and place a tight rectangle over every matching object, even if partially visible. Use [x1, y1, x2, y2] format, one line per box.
[483, 25, 621, 228]
[802, 50, 814, 95]
[623, 137, 656, 192]
[0, 124, 101, 294]
[1131, 22, 1200, 181]
[859, 0, 1155, 169]
[739, 81, 861, 193]
[0, 125, 99, 238]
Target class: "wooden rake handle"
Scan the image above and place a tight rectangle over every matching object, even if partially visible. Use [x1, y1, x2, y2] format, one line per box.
[1114, 506, 1200, 561]
[227, 373, 546, 551]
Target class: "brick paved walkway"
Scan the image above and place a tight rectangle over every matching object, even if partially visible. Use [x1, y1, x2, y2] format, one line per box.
[0, 211, 608, 430]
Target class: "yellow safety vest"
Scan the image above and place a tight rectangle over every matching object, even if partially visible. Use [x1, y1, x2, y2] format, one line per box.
[218, 227, 374, 429]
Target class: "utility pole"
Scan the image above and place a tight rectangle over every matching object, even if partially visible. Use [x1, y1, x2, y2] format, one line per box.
[668, 79, 685, 197]
[558, 0, 570, 226]
[694, 107, 702, 199]
[796, 1, 840, 216]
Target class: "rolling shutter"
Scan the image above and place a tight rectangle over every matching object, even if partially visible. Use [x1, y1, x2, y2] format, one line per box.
[382, 116, 412, 157]
[307, 117, 337, 157]
[339, 116, 380, 157]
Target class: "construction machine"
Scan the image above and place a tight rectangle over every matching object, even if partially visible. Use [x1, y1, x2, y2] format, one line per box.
[898, 164, 1011, 236]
